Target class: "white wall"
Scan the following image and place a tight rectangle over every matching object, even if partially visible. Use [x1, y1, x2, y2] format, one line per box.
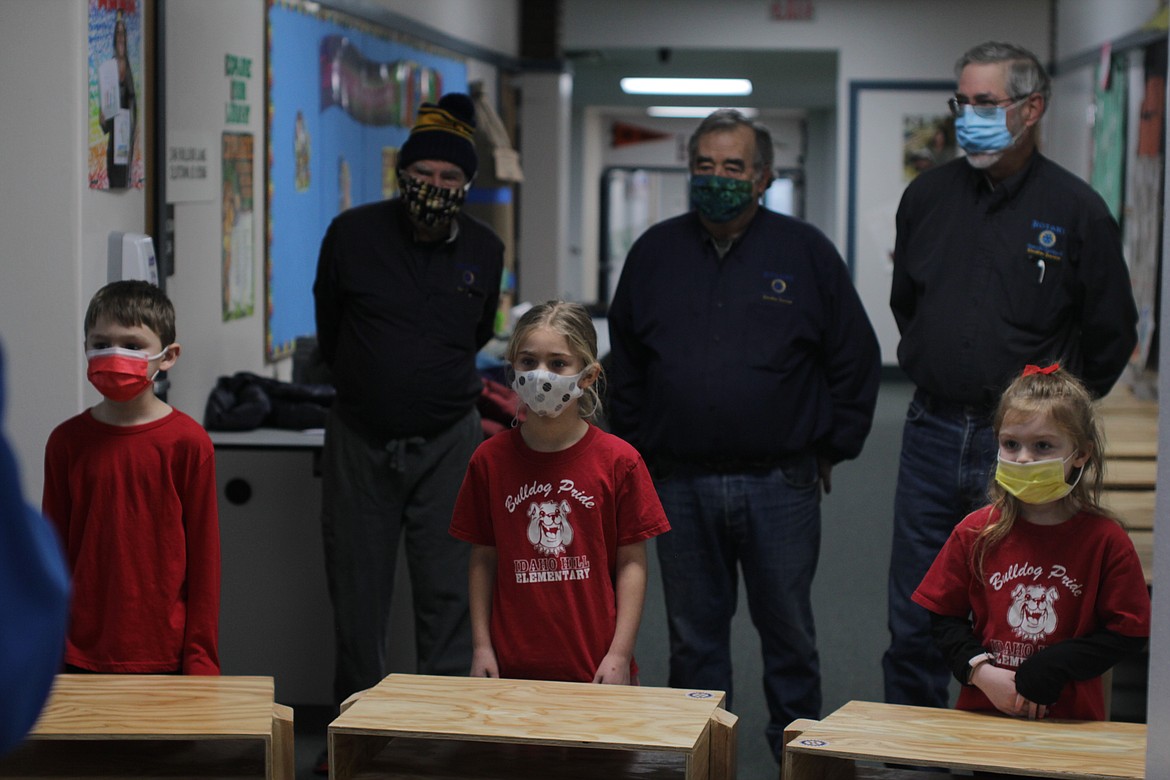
[352, 0, 518, 58]
[165, 0, 269, 431]
[1054, 0, 1163, 56]
[0, 0, 144, 500]
[517, 71, 574, 302]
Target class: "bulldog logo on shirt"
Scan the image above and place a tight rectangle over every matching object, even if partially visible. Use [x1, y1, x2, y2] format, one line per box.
[527, 499, 574, 556]
[1007, 583, 1059, 641]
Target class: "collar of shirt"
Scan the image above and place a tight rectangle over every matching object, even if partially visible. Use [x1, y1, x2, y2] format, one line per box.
[973, 151, 1039, 209]
[698, 208, 762, 259]
[393, 198, 461, 245]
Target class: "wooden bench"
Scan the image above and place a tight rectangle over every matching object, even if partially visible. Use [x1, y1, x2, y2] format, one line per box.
[1104, 490, 1156, 532]
[0, 674, 293, 779]
[1098, 388, 1157, 489]
[1104, 458, 1157, 490]
[782, 700, 1146, 779]
[1098, 396, 1158, 460]
[1097, 387, 1158, 588]
[328, 673, 737, 779]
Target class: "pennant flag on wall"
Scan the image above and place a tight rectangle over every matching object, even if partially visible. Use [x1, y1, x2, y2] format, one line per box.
[612, 121, 672, 148]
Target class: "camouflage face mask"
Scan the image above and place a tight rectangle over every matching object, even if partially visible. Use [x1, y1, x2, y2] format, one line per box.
[401, 175, 467, 227]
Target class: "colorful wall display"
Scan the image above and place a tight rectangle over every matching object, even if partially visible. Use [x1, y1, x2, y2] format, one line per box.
[88, 0, 145, 190]
[223, 132, 255, 321]
[266, 0, 468, 360]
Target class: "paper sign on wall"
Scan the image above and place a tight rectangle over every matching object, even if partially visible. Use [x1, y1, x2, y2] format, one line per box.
[165, 132, 217, 203]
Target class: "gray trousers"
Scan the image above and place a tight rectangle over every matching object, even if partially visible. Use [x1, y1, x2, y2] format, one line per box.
[320, 407, 479, 706]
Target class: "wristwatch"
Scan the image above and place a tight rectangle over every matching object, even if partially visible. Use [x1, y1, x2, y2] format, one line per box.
[967, 651, 995, 684]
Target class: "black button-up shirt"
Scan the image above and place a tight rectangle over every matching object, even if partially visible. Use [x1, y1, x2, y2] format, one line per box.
[891, 152, 1137, 406]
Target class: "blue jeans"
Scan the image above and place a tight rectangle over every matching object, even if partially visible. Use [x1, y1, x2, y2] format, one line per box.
[882, 390, 997, 707]
[654, 455, 822, 761]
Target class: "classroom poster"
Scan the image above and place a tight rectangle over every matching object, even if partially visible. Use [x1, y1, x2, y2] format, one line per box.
[1090, 53, 1127, 221]
[87, 0, 145, 190]
[222, 132, 255, 321]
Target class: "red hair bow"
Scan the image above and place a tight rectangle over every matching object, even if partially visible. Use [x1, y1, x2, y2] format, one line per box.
[1022, 363, 1060, 376]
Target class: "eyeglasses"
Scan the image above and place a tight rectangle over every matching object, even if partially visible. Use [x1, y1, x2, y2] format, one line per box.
[947, 95, 1028, 118]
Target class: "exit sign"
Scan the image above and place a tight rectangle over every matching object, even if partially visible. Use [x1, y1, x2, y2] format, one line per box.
[771, 0, 814, 21]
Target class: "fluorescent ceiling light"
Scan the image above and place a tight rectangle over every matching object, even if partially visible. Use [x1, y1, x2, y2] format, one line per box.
[620, 77, 753, 96]
[647, 106, 759, 119]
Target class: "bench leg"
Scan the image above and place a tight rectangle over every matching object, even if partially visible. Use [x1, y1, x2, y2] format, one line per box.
[709, 707, 738, 780]
[271, 703, 295, 780]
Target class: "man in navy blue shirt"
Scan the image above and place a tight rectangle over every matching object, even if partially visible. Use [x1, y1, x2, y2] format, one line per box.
[608, 109, 880, 763]
[882, 41, 1137, 710]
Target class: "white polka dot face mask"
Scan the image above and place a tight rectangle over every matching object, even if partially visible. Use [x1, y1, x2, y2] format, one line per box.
[511, 369, 585, 417]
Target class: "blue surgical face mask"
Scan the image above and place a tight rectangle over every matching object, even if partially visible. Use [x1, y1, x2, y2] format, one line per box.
[954, 101, 1024, 154]
[689, 174, 756, 223]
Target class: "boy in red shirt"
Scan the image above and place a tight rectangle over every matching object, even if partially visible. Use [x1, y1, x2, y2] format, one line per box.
[43, 280, 220, 674]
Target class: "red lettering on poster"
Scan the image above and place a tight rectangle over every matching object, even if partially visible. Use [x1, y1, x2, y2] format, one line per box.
[770, 0, 814, 21]
[96, 0, 138, 14]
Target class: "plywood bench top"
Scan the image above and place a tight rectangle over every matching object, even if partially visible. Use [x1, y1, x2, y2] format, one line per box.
[29, 674, 277, 740]
[784, 700, 1146, 779]
[330, 673, 726, 752]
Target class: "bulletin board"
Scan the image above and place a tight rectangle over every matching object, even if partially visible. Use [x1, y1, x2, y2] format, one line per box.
[266, 0, 468, 360]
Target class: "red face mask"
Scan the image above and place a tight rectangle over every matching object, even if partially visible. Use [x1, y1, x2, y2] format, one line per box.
[85, 346, 166, 402]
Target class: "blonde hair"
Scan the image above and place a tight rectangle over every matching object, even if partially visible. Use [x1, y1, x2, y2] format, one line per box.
[974, 366, 1109, 577]
[505, 301, 604, 419]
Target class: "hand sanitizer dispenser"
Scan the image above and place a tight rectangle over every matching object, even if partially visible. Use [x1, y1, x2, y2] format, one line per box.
[108, 232, 159, 284]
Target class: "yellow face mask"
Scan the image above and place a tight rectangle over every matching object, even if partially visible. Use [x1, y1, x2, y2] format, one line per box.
[994, 453, 1080, 505]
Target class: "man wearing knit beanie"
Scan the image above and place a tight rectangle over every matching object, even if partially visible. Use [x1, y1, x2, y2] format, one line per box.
[394, 93, 479, 240]
[313, 91, 504, 764]
[399, 93, 478, 180]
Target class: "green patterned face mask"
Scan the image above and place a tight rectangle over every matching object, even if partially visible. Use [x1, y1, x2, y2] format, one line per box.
[689, 174, 755, 223]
